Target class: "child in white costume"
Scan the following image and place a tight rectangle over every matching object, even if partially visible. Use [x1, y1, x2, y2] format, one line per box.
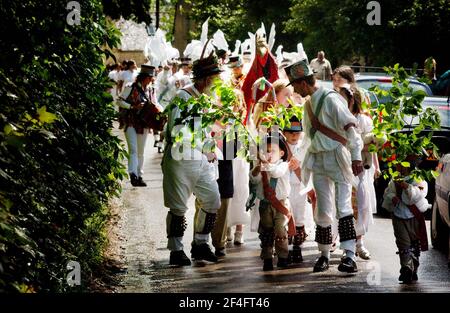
[382, 161, 430, 284]
[251, 133, 294, 271]
[282, 116, 315, 263]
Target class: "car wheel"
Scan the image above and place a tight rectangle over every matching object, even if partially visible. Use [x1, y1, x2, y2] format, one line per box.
[431, 199, 449, 250]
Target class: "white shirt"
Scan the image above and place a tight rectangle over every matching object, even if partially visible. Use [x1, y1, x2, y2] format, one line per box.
[108, 70, 119, 82]
[119, 70, 137, 85]
[303, 86, 361, 160]
[155, 69, 179, 108]
[250, 160, 291, 201]
[382, 178, 431, 219]
[288, 142, 302, 185]
[165, 84, 205, 160]
[173, 70, 192, 88]
[310, 58, 332, 80]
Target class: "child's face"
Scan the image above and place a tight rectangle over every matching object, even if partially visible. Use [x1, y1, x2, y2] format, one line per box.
[283, 131, 302, 145]
[262, 143, 284, 164]
[276, 88, 293, 107]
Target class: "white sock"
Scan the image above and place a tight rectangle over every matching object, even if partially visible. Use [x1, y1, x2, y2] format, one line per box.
[321, 250, 330, 259]
[356, 238, 363, 248]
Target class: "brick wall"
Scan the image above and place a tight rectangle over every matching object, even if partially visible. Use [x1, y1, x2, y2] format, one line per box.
[107, 48, 147, 66]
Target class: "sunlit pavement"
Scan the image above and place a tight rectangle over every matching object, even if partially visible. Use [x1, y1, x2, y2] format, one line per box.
[113, 125, 450, 293]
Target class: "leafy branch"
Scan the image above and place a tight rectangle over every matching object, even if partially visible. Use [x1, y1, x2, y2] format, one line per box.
[371, 64, 441, 181]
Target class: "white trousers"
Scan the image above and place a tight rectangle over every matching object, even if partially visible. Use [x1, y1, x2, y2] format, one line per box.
[311, 151, 356, 253]
[162, 152, 221, 251]
[125, 127, 149, 177]
[291, 183, 308, 227]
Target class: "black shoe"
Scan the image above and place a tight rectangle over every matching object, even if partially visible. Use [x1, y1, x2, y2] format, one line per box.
[136, 176, 147, 187]
[292, 246, 303, 263]
[338, 257, 358, 273]
[399, 267, 413, 283]
[130, 173, 139, 186]
[215, 248, 226, 258]
[169, 250, 191, 266]
[263, 259, 274, 271]
[191, 243, 218, 262]
[313, 256, 329, 272]
[277, 257, 289, 268]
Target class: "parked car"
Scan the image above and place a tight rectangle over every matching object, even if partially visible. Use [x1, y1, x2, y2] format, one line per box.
[355, 74, 433, 97]
[432, 153, 450, 258]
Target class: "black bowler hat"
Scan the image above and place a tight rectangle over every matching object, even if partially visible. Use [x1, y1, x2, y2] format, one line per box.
[228, 55, 243, 68]
[192, 51, 223, 80]
[179, 57, 192, 66]
[263, 132, 289, 162]
[139, 64, 156, 77]
[283, 115, 303, 132]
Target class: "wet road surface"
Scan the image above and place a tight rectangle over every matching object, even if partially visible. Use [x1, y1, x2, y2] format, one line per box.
[113, 126, 450, 293]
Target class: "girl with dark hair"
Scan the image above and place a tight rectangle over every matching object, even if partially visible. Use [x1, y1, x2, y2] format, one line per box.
[336, 82, 380, 260]
[117, 65, 158, 187]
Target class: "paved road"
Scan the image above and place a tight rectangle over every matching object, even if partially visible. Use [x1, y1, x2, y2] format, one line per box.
[113, 126, 450, 293]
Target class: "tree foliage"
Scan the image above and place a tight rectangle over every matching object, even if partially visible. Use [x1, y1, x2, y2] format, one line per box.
[178, 0, 449, 71]
[285, 0, 450, 71]
[185, 0, 297, 51]
[102, 0, 153, 24]
[371, 65, 441, 181]
[0, 0, 125, 292]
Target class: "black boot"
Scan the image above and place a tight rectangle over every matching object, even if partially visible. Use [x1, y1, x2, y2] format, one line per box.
[399, 266, 413, 283]
[169, 250, 191, 266]
[136, 176, 147, 187]
[130, 173, 139, 186]
[338, 257, 358, 273]
[277, 257, 289, 269]
[292, 246, 303, 263]
[191, 243, 218, 262]
[263, 259, 274, 271]
[215, 248, 226, 258]
[313, 256, 329, 272]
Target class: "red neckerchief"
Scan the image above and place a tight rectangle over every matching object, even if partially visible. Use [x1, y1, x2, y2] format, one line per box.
[407, 204, 428, 251]
[261, 171, 296, 236]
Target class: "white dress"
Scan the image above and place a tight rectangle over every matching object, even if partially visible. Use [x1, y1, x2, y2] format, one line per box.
[354, 114, 377, 236]
[227, 158, 251, 226]
[288, 141, 315, 234]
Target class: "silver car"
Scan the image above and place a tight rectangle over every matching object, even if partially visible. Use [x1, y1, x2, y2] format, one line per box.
[432, 153, 450, 262]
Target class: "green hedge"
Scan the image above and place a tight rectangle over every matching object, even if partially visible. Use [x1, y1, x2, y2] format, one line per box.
[0, 0, 126, 292]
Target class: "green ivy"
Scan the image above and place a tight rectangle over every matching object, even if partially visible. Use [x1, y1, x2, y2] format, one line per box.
[0, 1, 126, 292]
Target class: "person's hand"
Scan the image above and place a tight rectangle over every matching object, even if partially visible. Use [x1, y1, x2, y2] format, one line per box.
[352, 160, 363, 176]
[288, 158, 300, 171]
[205, 152, 217, 163]
[307, 189, 316, 204]
[392, 196, 400, 206]
[252, 161, 262, 176]
[399, 181, 409, 190]
[133, 102, 145, 110]
[374, 169, 381, 179]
